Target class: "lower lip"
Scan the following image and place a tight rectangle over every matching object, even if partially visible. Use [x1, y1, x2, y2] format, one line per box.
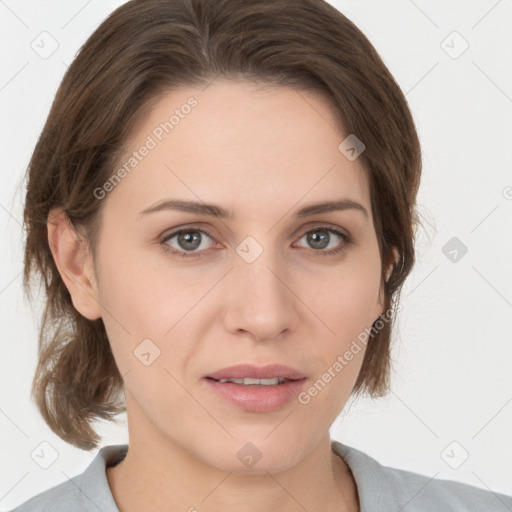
[202, 377, 307, 412]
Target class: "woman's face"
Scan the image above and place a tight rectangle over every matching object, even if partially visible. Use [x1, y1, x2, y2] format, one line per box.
[90, 79, 386, 472]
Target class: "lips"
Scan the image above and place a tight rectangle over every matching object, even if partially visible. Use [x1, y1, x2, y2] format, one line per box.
[205, 363, 307, 381]
[203, 363, 308, 412]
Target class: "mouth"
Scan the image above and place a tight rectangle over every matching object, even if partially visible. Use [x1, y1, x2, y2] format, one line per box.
[206, 376, 298, 386]
[205, 363, 307, 382]
[202, 364, 307, 412]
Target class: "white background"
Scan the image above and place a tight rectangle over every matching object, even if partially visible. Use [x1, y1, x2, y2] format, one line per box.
[1, 0, 511, 509]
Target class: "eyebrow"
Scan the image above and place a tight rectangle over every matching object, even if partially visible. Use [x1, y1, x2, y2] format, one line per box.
[137, 198, 368, 220]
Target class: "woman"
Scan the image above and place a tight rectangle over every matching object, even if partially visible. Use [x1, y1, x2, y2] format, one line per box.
[10, 0, 511, 510]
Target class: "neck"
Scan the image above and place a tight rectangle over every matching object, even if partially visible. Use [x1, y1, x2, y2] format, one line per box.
[106, 401, 359, 512]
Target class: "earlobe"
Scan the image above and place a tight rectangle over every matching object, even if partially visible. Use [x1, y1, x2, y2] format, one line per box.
[47, 208, 102, 320]
[385, 263, 393, 282]
[384, 246, 399, 284]
[376, 246, 399, 313]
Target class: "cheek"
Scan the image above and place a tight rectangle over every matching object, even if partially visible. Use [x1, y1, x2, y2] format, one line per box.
[96, 233, 171, 326]
[95, 241, 209, 380]
[309, 255, 381, 339]
[299, 259, 380, 407]
[93, 242, 167, 370]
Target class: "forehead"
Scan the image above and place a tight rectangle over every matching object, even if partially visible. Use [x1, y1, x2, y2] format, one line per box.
[103, 79, 371, 221]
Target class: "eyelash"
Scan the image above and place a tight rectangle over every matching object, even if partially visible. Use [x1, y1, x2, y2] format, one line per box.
[159, 226, 352, 259]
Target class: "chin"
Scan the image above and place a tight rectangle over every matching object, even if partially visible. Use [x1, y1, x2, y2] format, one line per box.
[198, 434, 308, 475]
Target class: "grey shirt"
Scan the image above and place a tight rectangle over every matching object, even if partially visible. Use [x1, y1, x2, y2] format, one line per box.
[7, 441, 512, 511]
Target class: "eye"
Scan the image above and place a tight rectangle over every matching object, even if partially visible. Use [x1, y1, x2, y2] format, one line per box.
[295, 227, 351, 256]
[160, 228, 216, 258]
[159, 225, 352, 258]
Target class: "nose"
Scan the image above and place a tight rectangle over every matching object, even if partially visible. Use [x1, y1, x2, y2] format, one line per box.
[222, 246, 300, 342]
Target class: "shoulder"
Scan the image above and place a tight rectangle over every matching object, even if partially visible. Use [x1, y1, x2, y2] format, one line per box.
[380, 462, 512, 511]
[6, 444, 128, 512]
[6, 478, 87, 512]
[332, 440, 512, 512]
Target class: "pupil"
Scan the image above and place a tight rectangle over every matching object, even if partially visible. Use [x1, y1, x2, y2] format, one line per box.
[308, 230, 329, 249]
[179, 231, 201, 251]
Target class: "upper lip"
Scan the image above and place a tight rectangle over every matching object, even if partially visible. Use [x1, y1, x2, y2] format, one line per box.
[206, 364, 307, 381]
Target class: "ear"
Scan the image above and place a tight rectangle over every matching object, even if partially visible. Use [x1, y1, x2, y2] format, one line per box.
[375, 246, 399, 314]
[384, 246, 399, 283]
[47, 207, 102, 320]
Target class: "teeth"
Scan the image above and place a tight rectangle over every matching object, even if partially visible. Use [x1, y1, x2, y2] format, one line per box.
[218, 377, 287, 385]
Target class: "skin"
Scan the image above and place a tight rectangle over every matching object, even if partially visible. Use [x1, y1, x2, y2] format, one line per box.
[48, 79, 392, 512]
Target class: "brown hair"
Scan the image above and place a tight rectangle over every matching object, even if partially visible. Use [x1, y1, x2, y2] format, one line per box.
[22, 0, 422, 450]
